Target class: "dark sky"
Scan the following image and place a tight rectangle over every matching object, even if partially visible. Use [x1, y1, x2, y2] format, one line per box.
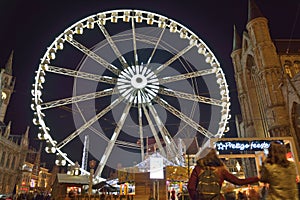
[0, 0, 299, 170]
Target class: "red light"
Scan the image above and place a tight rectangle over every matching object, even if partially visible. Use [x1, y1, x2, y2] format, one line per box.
[286, 152, 292, 159]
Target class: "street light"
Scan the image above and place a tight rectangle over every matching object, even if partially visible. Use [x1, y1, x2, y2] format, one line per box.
[73, 161, 81, 176]
[88, 160, 96, 196]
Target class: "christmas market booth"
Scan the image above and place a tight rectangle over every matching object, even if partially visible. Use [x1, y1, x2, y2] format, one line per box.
[117, 152, 191, 200]
[51, 173, 89, 200]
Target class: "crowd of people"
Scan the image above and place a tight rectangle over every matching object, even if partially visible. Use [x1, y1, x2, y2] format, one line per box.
[0, 192, 51, 200]
[2, 141, 299, 200]
[187, 141, 299, 200]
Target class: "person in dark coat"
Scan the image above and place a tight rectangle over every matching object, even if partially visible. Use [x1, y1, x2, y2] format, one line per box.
[170, 188, 176, 200]
[187, 147, 259, 200]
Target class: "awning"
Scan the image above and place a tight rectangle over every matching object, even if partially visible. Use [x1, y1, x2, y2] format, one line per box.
[56, 173, 89, 184]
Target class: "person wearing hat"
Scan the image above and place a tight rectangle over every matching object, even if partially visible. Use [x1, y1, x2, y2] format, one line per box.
[187, 147, 259, 200]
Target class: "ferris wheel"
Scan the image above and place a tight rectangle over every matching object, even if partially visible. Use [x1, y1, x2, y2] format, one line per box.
[31, 9, 231, 179]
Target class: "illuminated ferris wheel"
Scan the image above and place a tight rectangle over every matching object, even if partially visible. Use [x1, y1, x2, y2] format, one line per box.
[31, 9, 231, 179]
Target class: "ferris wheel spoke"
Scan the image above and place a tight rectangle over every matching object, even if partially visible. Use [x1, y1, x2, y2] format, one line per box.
[158, 88, 223, 106]
[153, 96, 215, 138]
[115, 140, 140, 149]
[40, 88, 117, 110]
[56, 97, 124, 150]
[95, 101, 132, 177]
[147, 104, 184, 165]
[154, 44, 195, 74]
[138, 104, 145, 161]
[131, 17, 138, 66]
[73, 101, 110, 143]
[44, 65, 117, 84]
[97, 22, 129, 69]
[141, 104, 166, 157]
[159, 68, 216, 84]
[145, 28, 166, 68]
[89, 126, 111, 142]
[66, 38, 120, 75]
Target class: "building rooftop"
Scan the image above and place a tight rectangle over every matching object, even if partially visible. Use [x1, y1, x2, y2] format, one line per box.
[274, 39, 300, 55]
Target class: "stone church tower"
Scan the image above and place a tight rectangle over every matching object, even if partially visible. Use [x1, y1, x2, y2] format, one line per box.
[0, 52, 29, 194]
[231, 0, 300, 148]
[0, 51, 15, 121]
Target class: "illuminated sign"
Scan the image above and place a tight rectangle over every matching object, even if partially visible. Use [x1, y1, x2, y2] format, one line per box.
[215, 140, 283, 153]
[30, 179, 35, 188]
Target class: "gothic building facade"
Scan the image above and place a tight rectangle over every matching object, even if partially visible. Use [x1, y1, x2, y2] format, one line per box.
[0, 52, 52, 195]
[231, 1, 300, 154]
[0, 52, 30, 194]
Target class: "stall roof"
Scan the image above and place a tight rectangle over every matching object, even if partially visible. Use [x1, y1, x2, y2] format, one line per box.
[135, 152, 176, 171]
[56, 173, 89, 184]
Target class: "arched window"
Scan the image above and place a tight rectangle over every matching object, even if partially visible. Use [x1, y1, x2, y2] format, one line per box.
[6, 154, 11, 168]
[284, 60, 293, 78]
[294, 60, 300, 74]
[11, 156, 16, 170]
[0, 151, 6, 166]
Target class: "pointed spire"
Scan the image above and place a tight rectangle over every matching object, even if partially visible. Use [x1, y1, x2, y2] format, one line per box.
[248, 0, 264, 23]
[24, 126, 29, 139]
[4, 51, 14, 75]
[21, 126, 29, 148]
[38, 141, 43, 153]
[37, 142, 43, 164]
[33, 142, 42, 176]
[233, 25, 242, 51]
[4, 121, 11, 138]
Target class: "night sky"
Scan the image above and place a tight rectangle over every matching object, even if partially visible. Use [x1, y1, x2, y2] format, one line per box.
[0, 0, 299, 171]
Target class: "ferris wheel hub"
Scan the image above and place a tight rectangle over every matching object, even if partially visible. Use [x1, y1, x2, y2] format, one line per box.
[117, 65, 159, 104]
[131, 74, 147, 89]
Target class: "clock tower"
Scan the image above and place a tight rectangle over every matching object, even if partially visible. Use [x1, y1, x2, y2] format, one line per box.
[0, 51, 15, 122]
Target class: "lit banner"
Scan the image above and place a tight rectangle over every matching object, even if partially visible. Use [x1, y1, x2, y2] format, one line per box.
[150, 157, 164, 179]
[215, 140, 283, 153]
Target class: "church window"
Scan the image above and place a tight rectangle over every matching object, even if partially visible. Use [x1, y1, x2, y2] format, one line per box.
[11, 156, 16, 170]
[0, 151, 6, 166]
[6, 154, 10, 168]
[1, 91, 7, 100]
[284, 60, 292, 78]
[3, 77, 8, 87]
[294, 60, 300, 74]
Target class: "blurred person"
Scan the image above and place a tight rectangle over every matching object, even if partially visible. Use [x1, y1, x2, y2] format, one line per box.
[187, 147, 259, 200]
[171, 188, 176, 200]
[237, 190, 246, 200]
[260, 141, 299, 199]
[248, 187, 260, 200]
[259, 185, 268, 200]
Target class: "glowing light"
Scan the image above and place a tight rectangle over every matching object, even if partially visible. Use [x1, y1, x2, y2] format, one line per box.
[147, 14, 154, 25]
[75, 23, 84, 34]
[135, 12, 142, 23]
[158, 17, 166, 28]
[87, 18, 95, 29]
[111, 12, 118, 23]
[169, 23, 177, 33]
